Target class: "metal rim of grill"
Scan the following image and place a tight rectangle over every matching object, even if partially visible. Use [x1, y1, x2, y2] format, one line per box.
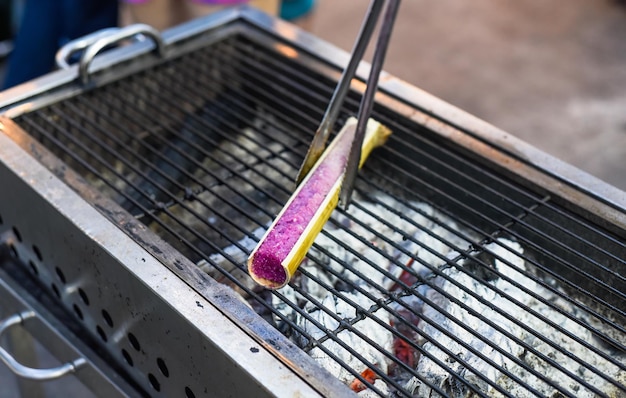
[1, 10, 625, 398]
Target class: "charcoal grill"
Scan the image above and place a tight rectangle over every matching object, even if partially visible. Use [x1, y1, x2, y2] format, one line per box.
[0, 7, 624, 398]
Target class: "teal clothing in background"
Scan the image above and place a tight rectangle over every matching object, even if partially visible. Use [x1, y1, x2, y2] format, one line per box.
[280, 0, 315, 20]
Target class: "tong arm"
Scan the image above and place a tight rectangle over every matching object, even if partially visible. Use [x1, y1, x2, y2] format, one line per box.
[295, 0, 386, 184]
[296, 0, 400, 211]
[340, 0, 400, 209]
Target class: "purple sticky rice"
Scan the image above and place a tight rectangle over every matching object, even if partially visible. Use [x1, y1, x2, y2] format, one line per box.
[249, 127, 355, 286]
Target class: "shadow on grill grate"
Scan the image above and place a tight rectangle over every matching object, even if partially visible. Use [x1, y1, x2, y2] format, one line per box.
[14, 33, 626, 397]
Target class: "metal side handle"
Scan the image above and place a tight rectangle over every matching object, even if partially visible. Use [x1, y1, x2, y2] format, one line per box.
[78, 23, 165, 85]
[0, 311, 87, 380]
[55, 27, 122, 70]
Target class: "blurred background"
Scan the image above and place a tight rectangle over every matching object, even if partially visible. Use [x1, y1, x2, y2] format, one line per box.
[0, 0, 625, 396]
[1, 0, 626, 189]
[311, 0, 626, 191]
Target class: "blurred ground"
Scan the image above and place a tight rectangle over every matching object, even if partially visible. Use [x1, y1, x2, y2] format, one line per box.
[311, 0, 626, 190]
[0, 0, 625, 396]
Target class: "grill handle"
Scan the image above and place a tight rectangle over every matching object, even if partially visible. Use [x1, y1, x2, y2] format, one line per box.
[77, 23, 165, 85]
[0, 311, 87, 380]
[55, 27, 122, 70]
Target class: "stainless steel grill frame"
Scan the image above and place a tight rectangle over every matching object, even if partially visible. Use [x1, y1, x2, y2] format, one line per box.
[0, 7, 624, 398]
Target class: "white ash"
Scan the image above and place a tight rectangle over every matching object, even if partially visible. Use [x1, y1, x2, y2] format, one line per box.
[204, 190, 626, 397]
[297, 291, 394, 384]
[195, 225, 267, 295]
[270, 191, 471, 390]
[408, 239, 527, 397]
[201, 225, 266, 270]
[358, 380, 391, 398]
[406, 239, 626, 398]
[298, 192, 472, 294]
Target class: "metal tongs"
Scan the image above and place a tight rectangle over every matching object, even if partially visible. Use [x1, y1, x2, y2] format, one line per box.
[296, 0, 401, 209]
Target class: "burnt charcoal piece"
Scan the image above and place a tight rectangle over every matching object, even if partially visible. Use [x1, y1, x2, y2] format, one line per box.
[120, 91, 255, 215]
[465, 250, 499, 282]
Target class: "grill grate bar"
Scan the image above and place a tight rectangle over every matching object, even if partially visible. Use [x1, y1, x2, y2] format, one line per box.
[341, 188, 625, 394]
[211, 38, 626, 317]
[376, 143, 626, 322]
[299, 231, 560, 397]
[365, 159, 626, 334]
[293, 269, 519, 398]
[217, 37, 626, 390]
[23, 86, 524, 397]
[20, 109, 416, 397]
[21, 103, 400, 396]
[53, 99, 277, 258]
[229, 36, 626, 309]
[201, 36, 623, 342]
[90, 88, 288, 217]
[380, 140, 626, 299]
[231, 36, 626, 259]
[226, 38, 626, 290]
[318, 187, 623, 395]
[30, 77, 464, 394]
[374, 161, 626, 335]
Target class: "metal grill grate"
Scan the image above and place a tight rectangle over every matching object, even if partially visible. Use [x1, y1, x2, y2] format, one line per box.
[13, 32, 626, 397]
